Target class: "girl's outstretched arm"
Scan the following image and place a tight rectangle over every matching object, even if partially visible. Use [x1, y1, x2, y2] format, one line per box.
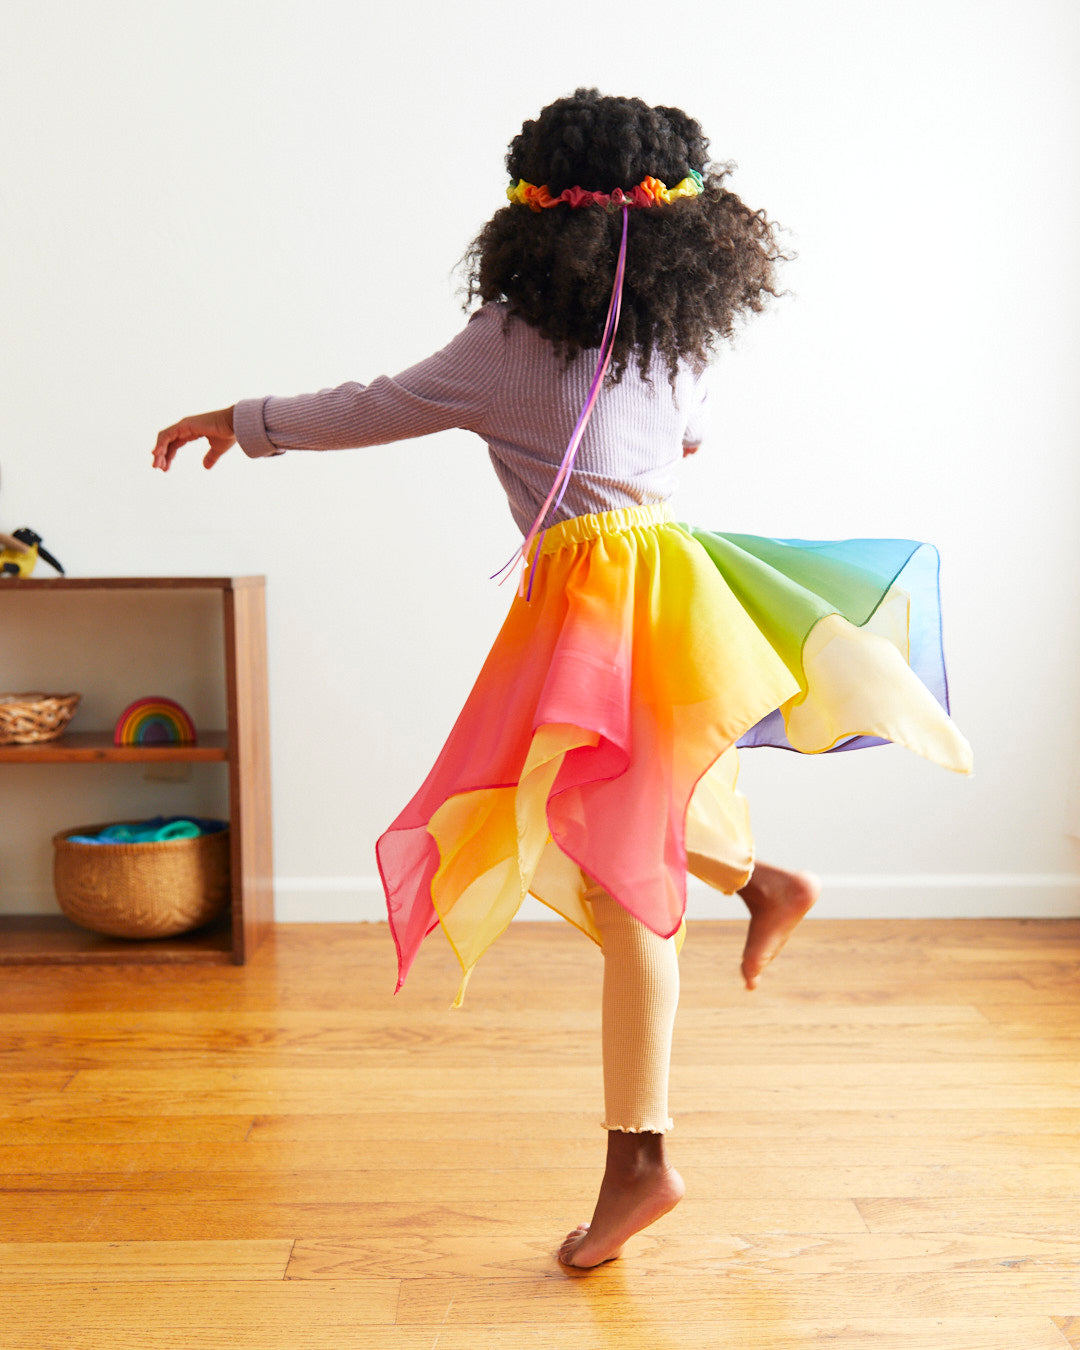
[153, 406, 236, 472]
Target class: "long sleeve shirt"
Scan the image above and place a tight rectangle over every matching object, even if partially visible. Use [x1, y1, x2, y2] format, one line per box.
[233, 302, 709, 535]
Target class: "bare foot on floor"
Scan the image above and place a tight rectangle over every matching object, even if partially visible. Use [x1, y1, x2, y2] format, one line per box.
[558, 1132, 685, 1269]
[738, 863, 821, 990]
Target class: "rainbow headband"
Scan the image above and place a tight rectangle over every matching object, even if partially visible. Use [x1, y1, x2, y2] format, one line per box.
[507, 169, 703, 212]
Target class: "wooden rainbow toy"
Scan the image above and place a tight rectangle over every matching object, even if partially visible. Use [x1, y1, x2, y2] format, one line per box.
[113, 697, 197, 747]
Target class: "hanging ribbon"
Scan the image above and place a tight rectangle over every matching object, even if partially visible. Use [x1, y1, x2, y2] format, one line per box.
[493, 205, 630, 599]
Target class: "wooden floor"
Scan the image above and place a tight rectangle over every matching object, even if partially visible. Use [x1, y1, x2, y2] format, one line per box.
[2, 918, 1080, 1349]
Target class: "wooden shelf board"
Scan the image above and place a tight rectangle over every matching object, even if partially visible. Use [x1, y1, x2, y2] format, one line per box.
[0, 732, 229, 764]
[0, 577, 261, 592]
[0, 915, 235, 965]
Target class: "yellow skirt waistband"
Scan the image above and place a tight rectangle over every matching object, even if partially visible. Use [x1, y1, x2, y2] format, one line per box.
[537, 503, 675, 554]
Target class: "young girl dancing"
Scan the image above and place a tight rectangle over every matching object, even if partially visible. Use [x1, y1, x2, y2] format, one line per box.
[153, 89, 972, 1269]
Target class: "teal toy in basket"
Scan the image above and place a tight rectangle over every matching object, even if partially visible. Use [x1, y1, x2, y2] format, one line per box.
[66, 816, 220, 844]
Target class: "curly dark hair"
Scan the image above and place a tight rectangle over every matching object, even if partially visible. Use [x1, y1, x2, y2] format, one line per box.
[463, 88, 788, 382]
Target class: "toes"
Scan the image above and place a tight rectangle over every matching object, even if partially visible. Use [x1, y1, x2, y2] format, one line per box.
[558, 1224, 590, 1263]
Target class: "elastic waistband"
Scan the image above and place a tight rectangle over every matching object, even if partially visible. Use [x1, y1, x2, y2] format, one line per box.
[537, 503, 675, 554]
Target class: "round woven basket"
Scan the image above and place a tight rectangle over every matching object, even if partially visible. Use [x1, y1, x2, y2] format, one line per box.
[53, 822, 230, 939]
[0, 692, 80, 745]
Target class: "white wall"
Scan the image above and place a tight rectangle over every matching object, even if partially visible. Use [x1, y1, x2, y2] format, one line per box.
[2, 0, 1078, 923]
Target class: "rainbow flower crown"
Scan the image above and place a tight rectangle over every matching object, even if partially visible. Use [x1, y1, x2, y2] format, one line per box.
[507, 169, 704, 212]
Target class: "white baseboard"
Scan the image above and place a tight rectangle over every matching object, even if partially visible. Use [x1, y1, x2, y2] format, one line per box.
[273, 875, 385, 923]
[273, 874, 1080, 923]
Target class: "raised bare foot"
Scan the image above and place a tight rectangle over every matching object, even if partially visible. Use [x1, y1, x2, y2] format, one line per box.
[558, 1132, 685, 1269]
[738, 863, 821, 990]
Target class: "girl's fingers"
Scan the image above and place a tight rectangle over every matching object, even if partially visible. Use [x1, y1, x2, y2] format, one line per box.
[152, 414, 235, 471]
[155, 420, 190, 451]
[152, 423, 192, 471]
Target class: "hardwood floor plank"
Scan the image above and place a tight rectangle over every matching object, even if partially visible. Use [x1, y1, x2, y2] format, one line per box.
[0, 1239, 293, 1282]
[58, 1057, 1080, 1092]
[287, 1233, 565, 1279]
[418, 1322, 1074, 1350]
[981, 1005, 1080, 1028]
[3, 1131, 1077, 1174]
[0, 1115, 256, 1145]
[3, 1161, 1080, 1202]
[3, 1281, 399, 1337]
[285, 1230, 1080, 1280]
[0, 1073, 74, 1093]
[859, 1197, 1080, 1236]
[0, 1000, 995, 1032]
[9, 1333, 436, 1350]
[244, 1106, 1080, 1143]
[21, 1081, 1080, 1118]
[393, 1270, 1080, 1321]
[10, 1022, 1080, 1070]
[0, 1197, 868, 1243]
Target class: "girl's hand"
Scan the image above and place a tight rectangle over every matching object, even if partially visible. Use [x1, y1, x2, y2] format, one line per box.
[153, 406, 236, 472]
[682, 443, 700, 458]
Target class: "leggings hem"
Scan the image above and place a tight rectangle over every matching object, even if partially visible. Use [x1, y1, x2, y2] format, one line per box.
[601, 1119, 674, 1134]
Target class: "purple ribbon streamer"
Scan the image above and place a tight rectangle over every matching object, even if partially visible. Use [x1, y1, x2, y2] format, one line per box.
[492, 206, 630, 599]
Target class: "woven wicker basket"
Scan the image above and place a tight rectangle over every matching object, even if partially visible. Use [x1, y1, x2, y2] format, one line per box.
[53, 822, 230, 939]
[0, 692, 80, 745]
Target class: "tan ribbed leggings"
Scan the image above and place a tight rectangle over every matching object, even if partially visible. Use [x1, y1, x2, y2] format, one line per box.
[586, 885, 680, 1133]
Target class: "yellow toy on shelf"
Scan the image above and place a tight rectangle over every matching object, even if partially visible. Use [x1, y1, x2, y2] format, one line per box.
[1, 465, 65, 577]
[0, 530, 30, 574]
[0, 528, 65, 577]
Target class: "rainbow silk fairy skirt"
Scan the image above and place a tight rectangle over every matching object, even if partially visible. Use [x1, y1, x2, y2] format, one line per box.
[376, 503, 972, 1002]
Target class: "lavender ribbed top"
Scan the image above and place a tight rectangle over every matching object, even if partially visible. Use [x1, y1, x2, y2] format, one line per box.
[233, 302, 709, 535]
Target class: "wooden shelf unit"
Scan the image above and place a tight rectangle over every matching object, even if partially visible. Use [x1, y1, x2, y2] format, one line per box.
[0, 576, 274, 965]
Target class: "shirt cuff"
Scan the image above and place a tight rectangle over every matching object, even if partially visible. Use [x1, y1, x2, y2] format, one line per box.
[233, 398, 285, 458]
